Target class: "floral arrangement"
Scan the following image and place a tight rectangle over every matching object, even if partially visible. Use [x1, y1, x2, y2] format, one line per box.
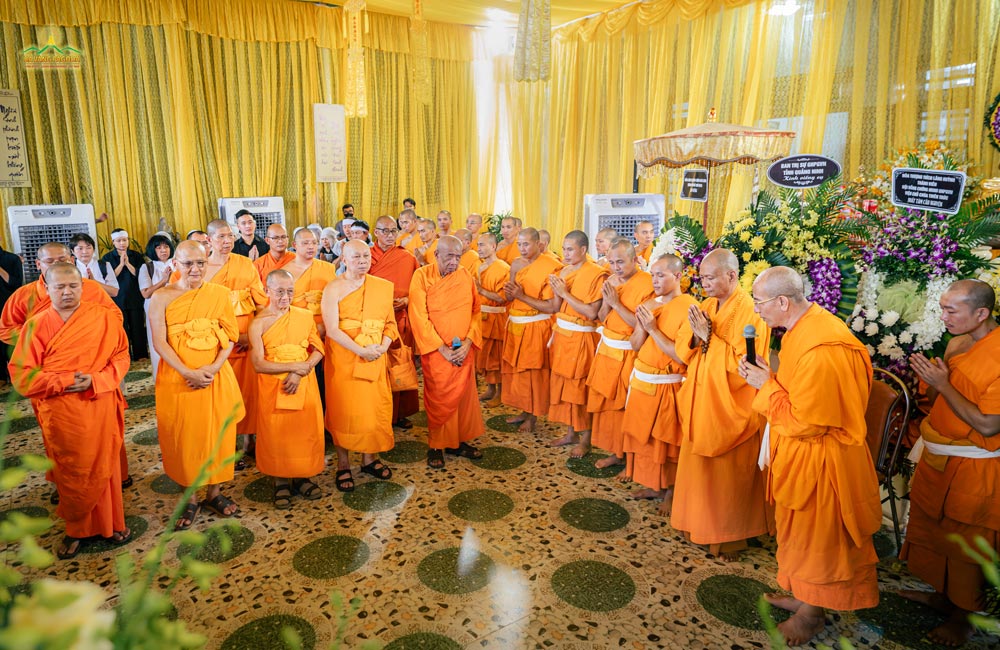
[852, 140, 980, 210]
[649, 213, 713, 296]
[985, 91, 1000, 154]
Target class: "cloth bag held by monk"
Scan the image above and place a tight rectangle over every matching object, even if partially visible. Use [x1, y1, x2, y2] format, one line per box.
[388, 342, 419, 392]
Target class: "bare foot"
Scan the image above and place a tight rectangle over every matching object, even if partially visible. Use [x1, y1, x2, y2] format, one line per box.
[570, 442, 591, 458]
[478, 387, 496, 401]
[548, 432, 578, 448]
[899, 589, 954, 615]
[776, 608, 826, 646]
[614, 469, 630, 483]
[656, 490, 673, 516]
[928, 611, 975, 647]
[709, 543, 743, 562]
[764, 593, 803, 613]
[518, 416, 536, 433]
[506, 412, 527, 424]
[630, 488, 664, 500]
[484, 395, 502, 408]
[594, 455, 624, 469]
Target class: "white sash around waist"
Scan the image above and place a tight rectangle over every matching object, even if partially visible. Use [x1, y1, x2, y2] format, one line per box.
[555, 317, 597, 333]
[508, 313, 551, 324]
[597, 326, 632, 351]
[907, 437, 1000, 463]
[481, 305, 506, 314]
[624, 368, 684, 408]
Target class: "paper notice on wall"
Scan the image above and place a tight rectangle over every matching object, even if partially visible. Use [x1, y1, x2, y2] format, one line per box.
[0, 90, 30, 188]
[313, 103, 346, 183]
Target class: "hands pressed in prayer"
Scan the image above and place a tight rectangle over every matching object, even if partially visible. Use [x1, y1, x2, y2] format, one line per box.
[635, 304, 655, 332]
[504, 281, 524, 301]
[549, 275, 567, 299]
[601, 281, 619, 307]
[687, 304, 710, 342]
[909, 353, 950, 391]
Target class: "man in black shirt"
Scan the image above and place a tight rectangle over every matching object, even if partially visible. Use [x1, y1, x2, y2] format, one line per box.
[232, 210, 269, 260]
[0, 243, 24, 382]
[101, 228, 148, 360]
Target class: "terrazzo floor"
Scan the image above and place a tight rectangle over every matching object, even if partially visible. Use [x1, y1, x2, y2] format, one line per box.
[1, 360, 997, 649]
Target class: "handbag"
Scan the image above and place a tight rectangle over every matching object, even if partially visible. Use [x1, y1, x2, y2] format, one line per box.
[387, 343, 419, 392]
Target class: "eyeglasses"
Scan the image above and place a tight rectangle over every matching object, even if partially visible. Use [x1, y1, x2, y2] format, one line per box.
[177, 260, 207, 269]
[752, 295, 784, 306]
[269, 289, 295, 297]
[267, 235, 289, 241]
[375, 228, 398, 235]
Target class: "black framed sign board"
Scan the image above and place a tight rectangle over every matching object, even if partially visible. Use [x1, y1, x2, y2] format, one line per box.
[890, 168, 966, 215]
[766, 155, 841, 189]
[679, 168, 709, 202]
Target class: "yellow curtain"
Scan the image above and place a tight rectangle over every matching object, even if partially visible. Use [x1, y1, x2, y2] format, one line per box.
[518, 0, 1000, 242]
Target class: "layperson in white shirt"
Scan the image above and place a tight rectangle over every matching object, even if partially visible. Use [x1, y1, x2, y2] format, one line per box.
[70, 233, 119, 298]
[138, 233, 175, 381]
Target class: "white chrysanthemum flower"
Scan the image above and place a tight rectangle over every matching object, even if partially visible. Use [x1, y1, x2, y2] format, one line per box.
[865, 344, 876, 356]
[880, 311, 900, 328]
[851, 317, 865, 332]
[898, 331, 914, 345]
[865, 322, 879, 336]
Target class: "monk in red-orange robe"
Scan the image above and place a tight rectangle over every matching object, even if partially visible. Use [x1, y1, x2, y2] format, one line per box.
[252, 224, 295, 283]
[475, 233, 509, 406]
[409, 236, 485, 468]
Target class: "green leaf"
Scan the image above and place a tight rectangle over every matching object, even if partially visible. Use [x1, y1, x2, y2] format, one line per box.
[16, 454, 53, 472]
[0, 467, 29, 490]
[280, 626, 303, 650]
[16, 535, 54, 569]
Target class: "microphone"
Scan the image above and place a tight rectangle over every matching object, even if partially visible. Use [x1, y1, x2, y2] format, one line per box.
[452, 336, 462, 350]
[743, 324, 757, 367]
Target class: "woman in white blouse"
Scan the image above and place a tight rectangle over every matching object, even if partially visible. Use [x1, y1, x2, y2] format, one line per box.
[137, 233, 175, 380]
[70, 233, 119, 297]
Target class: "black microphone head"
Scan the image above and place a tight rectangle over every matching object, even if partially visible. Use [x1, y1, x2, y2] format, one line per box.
[743, 324, 757, 338]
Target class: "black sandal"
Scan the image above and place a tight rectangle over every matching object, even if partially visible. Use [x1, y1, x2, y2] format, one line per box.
[427, 449, 445, 470]
[56, 535, 83, 560]
[335, 469, 355, 492]
[360, 460, 393, 480]
[201, 494, 239, 518]
[274, 483, 293, 510]
[234, 458, 248, 471]
[106, 528, 132, 546]
[445, 442, 483, 459]
[121, 475, 134, 489]
[174, 502, 200, 531]
[50, 490, 60, 505]
[292, 478, 322, 500]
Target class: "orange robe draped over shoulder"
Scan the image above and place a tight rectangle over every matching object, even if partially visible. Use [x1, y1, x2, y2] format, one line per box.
[292, 259, 337, 326]
[901, 326, 1000, 612]
[623, 294, 698, 491]
[671, 289, 772, 545]
[209, 255, 267, 435]
[156, 284, 245, 485]
[409, 265, 485, 449]
[497, 242, 520, 265]
[0, 278, 119, 344]
[501, 254, 563, 416]
[753, 304, 880, 610]
[460, 250, 480, 277]
[253, 251, 295, 283]
[9, 302, 129, 539]
[255, 307, 326, 478]
[548, 260, 608, 431]
[477, 259, 510, 385]
[587, 271, 655, 456]
[369, 245, 421, 422]
[324, 275, 398, 453]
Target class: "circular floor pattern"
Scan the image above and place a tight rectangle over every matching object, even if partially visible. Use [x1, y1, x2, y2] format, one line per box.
[1, 455, 23, 468]
[0, 505, 48, 523]
[343, 480, 407, 512]
[132, 427, 159, 446]
[79, 515, 149, 554]
[566, 453, 624, 479]
[417, 547, 495, 595]
[220, 614, 316, 650]
[484, 414, 520, 433]
[695, 574, 790, 630]
[123, 370, 152, 382]
[409, 411, 428, 427]
[470, 446, 526, 471]
[125, 394, 156, 410]
[447, 489, 514, 522]
[857, 592, 949, 649]
[873, 528, 898, 560]
[551, 560, 636, 612]
[559, 498, 629, 533]
[243, 476, 274, 504]
[293, 535, 370, 579]
[177, 524, 255, 563]
[6, 415, 38, 434]
[385, 632, 463, 649]
[150, 474, 185, 495]
[381, 440, 430, 464]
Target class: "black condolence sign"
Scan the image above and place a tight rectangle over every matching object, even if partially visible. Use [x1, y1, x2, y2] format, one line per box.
[680, 168, 709, 202]
[766, 155, 841, 189]
[890, 168, 966, 215]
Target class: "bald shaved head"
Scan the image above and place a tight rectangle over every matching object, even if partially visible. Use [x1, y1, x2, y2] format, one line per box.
[652, 253, 684, 274]
[37, 242, 71, 258]
[608, 237, 636, 259]
[519, 227, 540, 243]
[947, 279, 997, 313]
[453, 228, 473, 245]
[435, 235, 464, 275]
[44, 261, 81, 284]
[702, 248, 739, 273]
[376, 215, 397, 229]
[754, 266, 806, 304]
[699, 248, 739, 300]
[266, 223, 286, 238]
[175, 239, 207, 257]
[564, 230, 588, 249]
[266, 268, 294, 288]
[206, 219, 231, 236]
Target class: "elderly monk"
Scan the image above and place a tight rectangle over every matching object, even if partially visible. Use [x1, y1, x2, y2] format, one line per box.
[253, 224, 295, 283]
[466, 213, 484, 237]
[502, 227, 563, 432]
[397, 208, 420, 253]
[436, 210, 453, 238]
[547, 231, 608, 457]
[475, 233, 510, 406]
[285, 228, 337, 335]
[167, 230, 212, 283]
[321, 240, 397, 492]
[453, 228, 481, 276]
[249, 269, 325, 510]
[9, 263, 131, 559]
[414, 218, 439, 266]
[622, 255, 697, 513]
[633, 221, 656, 268]
[369, 215, 421, 429]
[409, 236, 485, 469]
[672, 248, 772, 561]
[586, 238, 654, 471]
[901, 279, 1000, 646]
[203, 219, 267, 467]
[740, 267, 880, 646]
[594, 227, 618, 267]
[149, 241, 245, 529]
[496, 216, 522, 265]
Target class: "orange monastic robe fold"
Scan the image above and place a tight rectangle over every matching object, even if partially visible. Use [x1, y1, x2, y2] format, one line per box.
[622, 294, 698, 491]
[408, 265, 485, 449]
[901, 326, 1000, 612]
[548, 260, 609, 430]
[401, 232, 421, 254]
[496, 241, 520, 265]
[671, 289, 772, 545]
[587, 271, 655, 455]
[9, 302, 129, 538]
[255, 307, 326, 478]
[0, 278, 119, 344]
[753, 305, 880, 610]
[324, 275, 398, 453]
[369, 245, 421, 421]
[253, 251, 296, 283]
[460, 250, 480, 277]
[209, 254, 267, 435]
[156, 284, 246, 486]
[476, 259, 510, 385]
[501, 254, 563, 416]
[292, 259, 337, 326]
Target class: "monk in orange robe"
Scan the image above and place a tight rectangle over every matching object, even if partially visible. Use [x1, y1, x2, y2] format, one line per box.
[397, 209, 423, 254]
[250, 269, 325, 509]
[321, 240, 397, 492]
[436, 210, 454, 238]
[409, 236, 486, 469]
[203, 219, 267, 464]
[9, 263, 131, 559]
[166, 231, 211, 283]
[593, 227, 617, 268]
[622, 255, 697, 513]
[547, 231, 608, 457]
[475, 233, 509, 406]
[252, 224, 295, 283]
[502, 227, 563, 432]
[586, 238, 654, 470]
[285, 229, 338, 335]
[672, 249, 772, 561]
[634, 221, 656, 269]
[414, 218, 439, 266]
[737, 267, 881, 645]
[496, 216, 521, 265]
[149, 241, 245, 529]
[453, 228, 481, 277]
[902, 279, 1000, 646]
[466, 212, 484, 237]
[369, 215, 421, 428]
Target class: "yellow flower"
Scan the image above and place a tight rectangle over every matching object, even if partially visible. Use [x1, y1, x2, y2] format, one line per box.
[739, 260, 771, 293]
[742, 252, 752, 262]
[749, 235, 766, 251]
[739, 230, 751, 242]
